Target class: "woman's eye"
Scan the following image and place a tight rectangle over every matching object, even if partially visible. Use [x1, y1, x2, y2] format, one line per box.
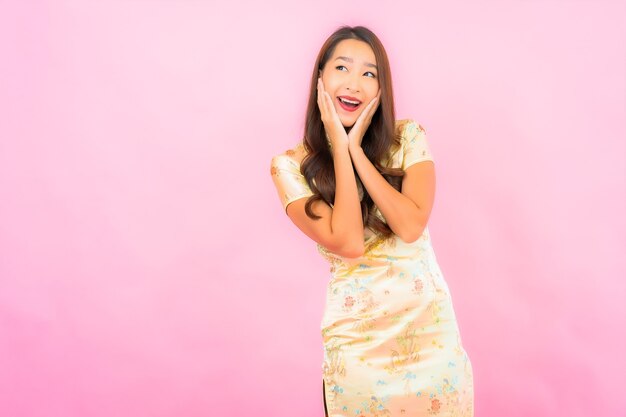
[336, 66, 377, 78]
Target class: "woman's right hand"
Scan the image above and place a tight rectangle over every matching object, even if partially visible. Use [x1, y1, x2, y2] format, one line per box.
[317, 77, 349, 151]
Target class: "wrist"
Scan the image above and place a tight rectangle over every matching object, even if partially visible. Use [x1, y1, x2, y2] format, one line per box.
[348, 143, 364, 156]
[331, 143, 351, 158]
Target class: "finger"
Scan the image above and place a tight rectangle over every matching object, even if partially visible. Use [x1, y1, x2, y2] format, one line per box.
[324, 91, 338, 120]
[317, 78, 322, 104]
[319, 78, 327, 103]
[316, 78, 321, 106]
[320, 79, 333, 113]
[369, 94, 381, 114]
[368, 90, 381, 116]
[317, 78, 327, 119]
[319, 79, 330, 115]
[323, 92, 332, 121]
[359, 97, 377, 122]
[368, 98, 379, 120]
[352, 98, 377, 133]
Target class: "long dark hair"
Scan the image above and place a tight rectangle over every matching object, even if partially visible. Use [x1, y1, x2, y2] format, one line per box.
[300, 25, 404, 238]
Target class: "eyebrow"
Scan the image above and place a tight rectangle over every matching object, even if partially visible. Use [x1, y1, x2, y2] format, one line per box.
[334, 56, 378, 70]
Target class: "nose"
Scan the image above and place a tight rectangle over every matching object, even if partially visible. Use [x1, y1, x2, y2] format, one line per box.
[345, 73, 361, 93]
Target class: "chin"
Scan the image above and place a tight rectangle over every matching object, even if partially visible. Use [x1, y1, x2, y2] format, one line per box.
[341, 118, 357, 128]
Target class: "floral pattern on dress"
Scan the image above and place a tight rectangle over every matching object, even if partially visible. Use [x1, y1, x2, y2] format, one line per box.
[271, 119, 473, 416]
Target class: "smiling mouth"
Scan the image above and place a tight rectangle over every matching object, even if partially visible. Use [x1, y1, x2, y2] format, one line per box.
[337, 97, 361, 112]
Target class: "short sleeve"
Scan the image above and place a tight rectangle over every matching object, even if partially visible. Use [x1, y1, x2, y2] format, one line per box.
[401, 119, 434, 170]
[270, 154, 315, 213]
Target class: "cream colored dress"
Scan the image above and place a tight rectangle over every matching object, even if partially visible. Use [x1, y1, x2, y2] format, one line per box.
[270, 120, 474, 416]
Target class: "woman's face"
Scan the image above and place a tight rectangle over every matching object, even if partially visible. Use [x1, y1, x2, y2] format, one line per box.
[319, 39, 380, 128]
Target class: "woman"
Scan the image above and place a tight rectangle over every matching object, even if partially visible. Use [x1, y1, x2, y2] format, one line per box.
[270, 25, 474, 416]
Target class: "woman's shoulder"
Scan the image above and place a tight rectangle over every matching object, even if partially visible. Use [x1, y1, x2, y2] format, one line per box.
[270, 141, 307, 172]
[394, 118, 412, 132]
[394, 118, 426, 136]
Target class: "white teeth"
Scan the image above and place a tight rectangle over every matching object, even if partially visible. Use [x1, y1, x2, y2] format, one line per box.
[339, 97, 360, 105]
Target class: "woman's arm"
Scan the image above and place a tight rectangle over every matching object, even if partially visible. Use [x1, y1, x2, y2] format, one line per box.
[286, 144, 365, 257]
[328, 144, 366, 252]
[348, 144, 435, 243]
[283, 77, 367, 258]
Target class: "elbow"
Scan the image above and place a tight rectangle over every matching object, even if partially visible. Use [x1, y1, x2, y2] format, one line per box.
[397, 224, 426, 244]
[400, 235, 420, 244]
[329, 240, 365, 258]
[341, 244, 365, 258]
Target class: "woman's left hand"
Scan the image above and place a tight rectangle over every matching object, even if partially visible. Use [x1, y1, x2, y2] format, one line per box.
[347, 88, 381, 150]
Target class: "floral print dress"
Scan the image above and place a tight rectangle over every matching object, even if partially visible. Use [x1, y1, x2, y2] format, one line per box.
[270, 120, 474, 416]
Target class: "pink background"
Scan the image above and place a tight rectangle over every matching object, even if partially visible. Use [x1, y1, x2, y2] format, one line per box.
[1, 1, 625, 416]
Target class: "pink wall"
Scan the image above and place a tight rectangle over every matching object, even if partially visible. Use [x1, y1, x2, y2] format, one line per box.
[1, 1, 625, 416]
